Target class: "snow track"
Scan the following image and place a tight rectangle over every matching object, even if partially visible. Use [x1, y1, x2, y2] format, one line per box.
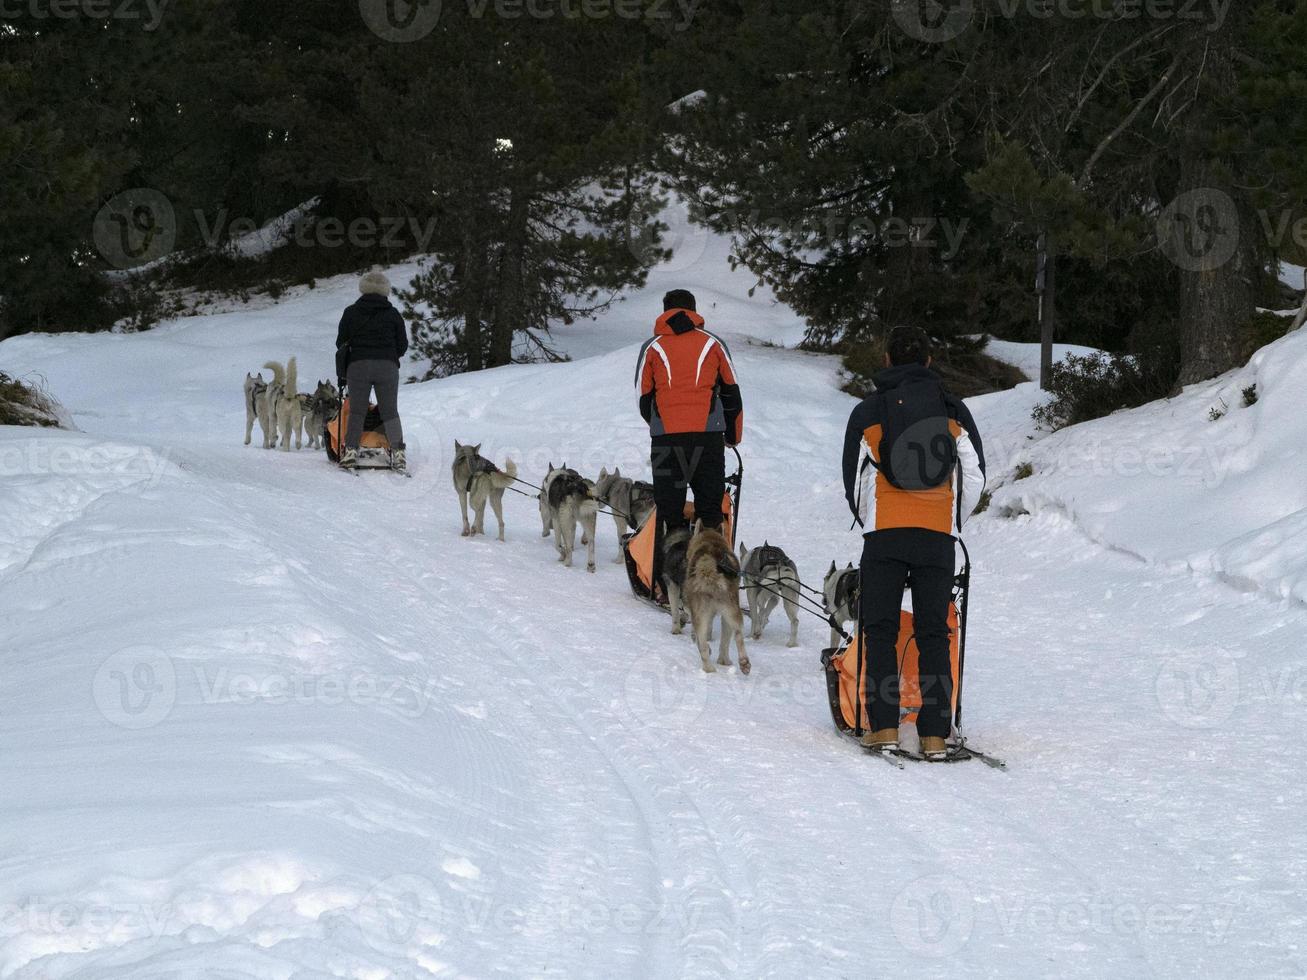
[2, 242, 1304, 976]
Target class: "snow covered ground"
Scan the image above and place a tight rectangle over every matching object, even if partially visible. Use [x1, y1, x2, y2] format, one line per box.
[1, 219, 1305, 978]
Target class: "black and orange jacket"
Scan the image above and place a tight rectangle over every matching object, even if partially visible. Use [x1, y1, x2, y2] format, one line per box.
[636, 308, 744, 443]
[842, 364, 986, 537]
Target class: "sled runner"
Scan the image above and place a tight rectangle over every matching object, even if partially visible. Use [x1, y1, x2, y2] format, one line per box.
[819, 540, 1003, 766]
[621, 447, 742, 610]
[324, 385, 393, 469]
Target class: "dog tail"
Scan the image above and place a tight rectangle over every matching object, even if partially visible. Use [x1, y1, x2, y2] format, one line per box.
[263, 361, 286, 387]
[284, 357, 297, 397]
[489, 458, 518, 489]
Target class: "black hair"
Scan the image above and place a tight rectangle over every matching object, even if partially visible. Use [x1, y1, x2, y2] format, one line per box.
[886, 325, 931, 366]
[663, 289, 697, 312]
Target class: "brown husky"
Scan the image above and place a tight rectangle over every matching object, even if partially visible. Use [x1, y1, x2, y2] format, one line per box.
[682, 522, 750, 675]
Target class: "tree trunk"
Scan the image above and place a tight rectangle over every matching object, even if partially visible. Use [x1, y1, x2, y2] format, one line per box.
[489, 190, 530, 368]
[1173, 154, 1255, 387]
[1173, 37, 1256, 387]
[459, 228, 487, 373]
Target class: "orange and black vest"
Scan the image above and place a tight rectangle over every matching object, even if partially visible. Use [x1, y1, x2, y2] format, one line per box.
[842, 365, 987, 538]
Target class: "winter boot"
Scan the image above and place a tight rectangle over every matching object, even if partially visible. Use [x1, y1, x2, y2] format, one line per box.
[340, 447, 359, 469]
[920, 736, 949, 760]
[391, 445, 407, 473]
[859, 728, 899, 751]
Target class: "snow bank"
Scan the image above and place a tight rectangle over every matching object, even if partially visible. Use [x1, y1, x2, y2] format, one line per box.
[987, 327, 1307, 603]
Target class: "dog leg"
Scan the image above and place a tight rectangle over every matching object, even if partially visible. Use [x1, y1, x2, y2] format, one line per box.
[667, 582, 684, 635]
[560, 509, 576, 567]
[783, 584, 800, 648]
[717, 621, 733, 667]
[490, 491, 506, 542]
[583, 509, 597, 573]
[692, 608, 715, 673]
[458, 489, 472, 536]
[473, 499, 487, 536]
[732, 608, 751, 676]
[747, 587, 762, 640]
[612, 514, 626, 563]
[244, 412, 254, 446]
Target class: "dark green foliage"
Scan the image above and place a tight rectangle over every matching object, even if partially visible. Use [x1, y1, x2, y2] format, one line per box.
[840, 334, 1027, 401]
[1013, 462, 1034, 481]
[1239, 310, 1296, 363]
[1033, 352, 1178, 432]
[1242, 384, 1259, 408]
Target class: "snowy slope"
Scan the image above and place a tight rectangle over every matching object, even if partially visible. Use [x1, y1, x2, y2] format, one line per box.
[1, 229, 1304, 978]
[991, 327, 1307, 605]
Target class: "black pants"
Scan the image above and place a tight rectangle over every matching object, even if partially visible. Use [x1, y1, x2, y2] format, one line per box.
[651, 434, 726, 533]
[860, 534, 955, 739]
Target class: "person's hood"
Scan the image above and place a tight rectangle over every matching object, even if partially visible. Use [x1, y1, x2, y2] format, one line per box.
[872, 363, 940, 392]
[654, 308, 705, 337]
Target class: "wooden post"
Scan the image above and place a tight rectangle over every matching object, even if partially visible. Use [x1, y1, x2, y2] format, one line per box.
[1037, 231, 1057, 389]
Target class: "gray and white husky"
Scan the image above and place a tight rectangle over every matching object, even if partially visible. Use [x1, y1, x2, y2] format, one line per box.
[543, 464, 599, 573]
[452, 441, 518, 541]
[243, 372, 273, 448]
[738, 541, 801, 647]
[822, 561, 859, 649]
[263, 358, 304, 452]
[301, 379, 338, 451]
[594, 467, 656, 562]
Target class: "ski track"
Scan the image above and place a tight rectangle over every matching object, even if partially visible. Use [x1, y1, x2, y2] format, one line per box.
[2, 255, 1305, 976]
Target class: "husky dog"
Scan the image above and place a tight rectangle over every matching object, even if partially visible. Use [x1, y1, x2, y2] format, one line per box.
[544, 464, 599, 573]
[263, 358, 304, 452]
[738, 541, 801, 648]
[683, 522, 750, 675]
[594, 467, 656, 562]
[539, 463, 566, 539]
[302, 380, 338, 451]
[661, 526, 692, 634]
[823, 562, 860, 649]
[452, 441, 518, 540]
[243, 372, 272, 447]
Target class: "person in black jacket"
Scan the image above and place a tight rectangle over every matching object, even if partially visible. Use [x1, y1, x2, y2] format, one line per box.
[841, 326, 987, 759]
[336, 270, 409, 471]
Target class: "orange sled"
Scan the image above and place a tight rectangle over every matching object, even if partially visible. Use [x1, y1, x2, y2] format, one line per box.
[622, 447, 742, 609]
[324, 386, 391, 465]
[821, 541, 974, 739]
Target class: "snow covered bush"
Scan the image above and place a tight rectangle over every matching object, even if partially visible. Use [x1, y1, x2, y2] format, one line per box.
[1032, 350, 1174, 431]
[0, 372, 65, 427]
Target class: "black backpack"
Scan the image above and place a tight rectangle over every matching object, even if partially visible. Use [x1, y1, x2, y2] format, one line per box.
[876, 380, 957, 491]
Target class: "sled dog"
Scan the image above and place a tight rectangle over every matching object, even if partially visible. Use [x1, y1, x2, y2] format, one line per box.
[263, 358, 304, 452]
[738, 541, 801, 648]
[544, 464, 599, 573]
[594, 467, 656, 562]
[302, 379, 338, 451]
[243, 372, 273, 448]
[539, 463, 565, 538]
[683, 522, 750, 675]
[823, 561, 859, 649]
[452, 441, 518, 540]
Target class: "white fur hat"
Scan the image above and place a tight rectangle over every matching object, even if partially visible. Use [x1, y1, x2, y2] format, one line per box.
[359, 270, 391, 296]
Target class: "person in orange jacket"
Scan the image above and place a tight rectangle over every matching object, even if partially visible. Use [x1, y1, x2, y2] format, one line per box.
[636, 289, 743, 539]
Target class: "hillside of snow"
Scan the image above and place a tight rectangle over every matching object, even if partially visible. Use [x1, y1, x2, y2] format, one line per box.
[1, 213, 1304, 977]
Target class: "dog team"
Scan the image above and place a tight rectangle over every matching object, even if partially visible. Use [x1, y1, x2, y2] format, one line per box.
[241, 275, 985, 754]
[243, 359, 338, 453]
